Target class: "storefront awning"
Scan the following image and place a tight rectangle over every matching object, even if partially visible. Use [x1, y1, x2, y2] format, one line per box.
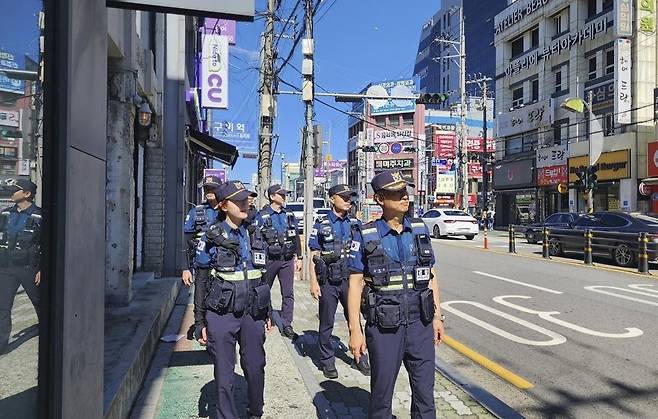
[187, 127, 239, 168]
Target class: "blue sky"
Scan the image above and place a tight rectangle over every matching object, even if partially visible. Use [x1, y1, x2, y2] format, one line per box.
[0, 0, 41, 66]
[218, 0, 441, 183]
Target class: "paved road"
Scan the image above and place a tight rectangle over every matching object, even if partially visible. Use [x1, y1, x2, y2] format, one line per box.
[433, 236, 658, 419]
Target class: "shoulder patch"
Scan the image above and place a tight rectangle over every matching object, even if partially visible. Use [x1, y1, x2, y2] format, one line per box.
[196, 241, 206, 251]
[350, 240, 361, 252]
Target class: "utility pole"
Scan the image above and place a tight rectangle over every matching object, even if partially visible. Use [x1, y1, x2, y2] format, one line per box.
[257, 0, 277, 205]
[457, 5, 468, 211]
[302, 0, 315, 281]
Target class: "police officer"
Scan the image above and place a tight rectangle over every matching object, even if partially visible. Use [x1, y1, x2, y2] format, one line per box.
[194, 180, 272, 419]
[256, 184, 301, 340]
[347, 170, 444, 419]
[182, 175, 222, 287]
[244, 195, 258, 233]
[308, 184, 370, 379]
[0, 178, 41, 355]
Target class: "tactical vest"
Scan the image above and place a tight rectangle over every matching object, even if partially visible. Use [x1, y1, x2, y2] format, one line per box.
[0, 207, 42, 268]
[259, 211, 297, 260]
[204, 222, 270, 319]
[318, 217, 360, 283]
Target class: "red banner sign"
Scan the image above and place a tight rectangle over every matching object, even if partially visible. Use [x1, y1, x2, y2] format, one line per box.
[648, 141, 658, 177]
[468, 162, 483, 179]
[434, 134, 456, 158]
[467, 137, 495, 153]
[538, 165, 568, 186]
[468, 194, 477, 206]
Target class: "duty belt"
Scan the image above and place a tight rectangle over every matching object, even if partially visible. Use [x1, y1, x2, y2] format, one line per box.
[210, 268, 262, 282]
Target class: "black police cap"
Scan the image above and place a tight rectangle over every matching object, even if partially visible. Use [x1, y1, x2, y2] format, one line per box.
[4, 178, 37, 195]
[371, 170, 415, 193]
[202, 175, 223, 187]
[267, 184, 290, 197]
[216, 180, 257, 202]
[328, 184, 356, 197]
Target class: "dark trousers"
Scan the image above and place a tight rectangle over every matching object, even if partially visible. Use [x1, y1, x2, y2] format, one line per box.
[366, 319, 436, 419]
[318, 280, 348, 368]
[206, 309, 266, 419]
[0, 266, 40, 352]
[263, 258, 295, 327]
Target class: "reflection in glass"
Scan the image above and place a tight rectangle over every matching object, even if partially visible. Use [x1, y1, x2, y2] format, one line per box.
[0, 1, 44, 417]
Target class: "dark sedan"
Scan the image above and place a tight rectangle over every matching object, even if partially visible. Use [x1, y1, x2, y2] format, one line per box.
[547, 212, 658, 267]
[525, 212, 582, 244]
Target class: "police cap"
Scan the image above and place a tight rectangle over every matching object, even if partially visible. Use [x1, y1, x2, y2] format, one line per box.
[371, 170, 415, 193]
[328, 184, 356, 198]
[267, 184, 290, 197]
[216, 180, 257, 202]
[4, 178, 37, 195]
[202, 175, 223, 187]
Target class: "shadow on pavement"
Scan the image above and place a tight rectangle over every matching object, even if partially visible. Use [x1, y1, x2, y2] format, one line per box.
[0, 386, 37, 418]
[294, 330, 353, 370]
[198, 375, 249, 419]
[169, 349, 213, 367]
[315, 380, 370, 418]
[4, 323, 39, 355]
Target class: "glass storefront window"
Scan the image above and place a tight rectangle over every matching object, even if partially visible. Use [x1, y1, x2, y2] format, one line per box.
[0, 1, 45, 417]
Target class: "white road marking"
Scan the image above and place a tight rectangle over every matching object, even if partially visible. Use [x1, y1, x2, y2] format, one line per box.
[473, 271, 563, 295]
[493, 295, 643, 338]
[441, 301, 567, 346]
[628, 284, 658, 294]
[585, 286, 658, 307]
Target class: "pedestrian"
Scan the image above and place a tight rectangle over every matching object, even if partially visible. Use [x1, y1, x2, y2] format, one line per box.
[193, 180, 272, 419]
[0, 178, 41, 355]
[308, 184, 370, 379]
[347, 170, 444, 419]
[256, 184, 302, 340]
[182, 175, 222, 287]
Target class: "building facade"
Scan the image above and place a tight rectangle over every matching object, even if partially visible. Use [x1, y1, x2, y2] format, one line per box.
[414, 0, 507, 108]
[493, 0, 656, 226]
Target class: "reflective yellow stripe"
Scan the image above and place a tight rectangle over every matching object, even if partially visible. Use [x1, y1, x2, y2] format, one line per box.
[411, 222, 425, 229]
[210, 269, 262, 281]
[365, 275, 405, 291]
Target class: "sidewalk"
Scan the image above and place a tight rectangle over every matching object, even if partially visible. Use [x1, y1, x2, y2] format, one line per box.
[133, 279, 496, 419]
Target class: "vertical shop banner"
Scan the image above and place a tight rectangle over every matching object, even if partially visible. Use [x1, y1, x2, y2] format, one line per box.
[648, 142, 658, 177]
[435, 134, 456, 157]
[616, 0, 633, 37]
[436, 172, 456, 194]
[201, 34, 229, 109]
[614, 38, 632, 124]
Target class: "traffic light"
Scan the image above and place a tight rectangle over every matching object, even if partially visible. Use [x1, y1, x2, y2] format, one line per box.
[361, 146, 378, 152]
[416, 93, 449, 105]
[587, 165, 598, 191]
[574, 169, 586, 187]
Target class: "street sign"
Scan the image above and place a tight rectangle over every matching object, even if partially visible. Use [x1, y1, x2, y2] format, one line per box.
[391, 142, 402, 154]
[378, 143, 390, 154]
[241, 152, 258, 159]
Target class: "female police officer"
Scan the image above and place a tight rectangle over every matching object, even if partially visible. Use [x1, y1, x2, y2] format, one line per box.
[194, 180, 272, 419]
[347, 170, 444, 419]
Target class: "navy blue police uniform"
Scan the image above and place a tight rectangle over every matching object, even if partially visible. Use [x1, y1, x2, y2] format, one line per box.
[348, 170, 438, 419]
[308, 184, 369, 377]
[183, 175, 222, 274]
[0, 179, 41, 355]
[195, 180, 270, 419]
[255, 185, 301, 337]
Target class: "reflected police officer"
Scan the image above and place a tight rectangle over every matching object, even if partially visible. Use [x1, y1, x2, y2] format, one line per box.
[308, 184, 370, 379]
[255, 184, 302, 339]
[194, 180, 272, 419]
[182, 175, 222, 287]
[0, 178, 41, 355]
[347, 170, 444, 418]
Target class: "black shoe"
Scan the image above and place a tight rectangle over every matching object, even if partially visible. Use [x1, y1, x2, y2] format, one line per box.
[281, 326, 297, 340]
[355, 354, 371, 376]
[246, 408, 262, 419]
[322, 364, 339, 379]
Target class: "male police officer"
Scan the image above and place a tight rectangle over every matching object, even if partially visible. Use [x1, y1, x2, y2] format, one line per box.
[0, 178, 41, 355]
[347, 170, 444, 419]
[182, 175, 222, 287]
[256, 184, 301, 339]
[308, 184, 370, 379]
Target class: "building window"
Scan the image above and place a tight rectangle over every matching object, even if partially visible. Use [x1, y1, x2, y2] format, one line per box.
[555, 70, 563, 93]
[605, 48, 614, 75]
[402, 114, 413, 125]
[511, 36, 524, 57]
[531, 78, 539, 102]
[553, 120, 568, 144]
[603, 0, 613, 12]
[588, 0, 598, 17]
[604, 113, 615, 136]
[375, 115, 386, 126]
[554, 15, 563, 35]
[531, 28, 539, 48]
[388, 116, 400, 127]
[588, 56, 597, 80]
[512, 86, 524, 108]
[506, 136, 523, 156]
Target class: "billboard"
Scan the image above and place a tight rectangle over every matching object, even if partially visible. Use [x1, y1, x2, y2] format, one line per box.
[368, 79, 416, 116]
[201, 34, 229, 109]
[0, 51, 24, 94]
[211, 120, 255, 150]
[204, 18, 236, 44]
[435, 134, 456, 158]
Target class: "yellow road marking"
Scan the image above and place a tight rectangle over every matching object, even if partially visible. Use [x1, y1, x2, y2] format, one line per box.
[435, 239, 658, 280]
[443, 335, 534, 390]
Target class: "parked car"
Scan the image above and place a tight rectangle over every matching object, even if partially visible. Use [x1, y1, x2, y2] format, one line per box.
[421, 209, 479, 240]
[524, 212, 582, 244]
[547, 212, 658, 267]
[285, 200, 329, 233]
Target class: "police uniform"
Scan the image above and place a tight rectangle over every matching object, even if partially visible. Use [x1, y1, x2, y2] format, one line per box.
[308, 184, 369, 378]
[0, 179, 41, 354]
[183, 175, 222, 271]
[255, 185, 300, 338]
[348, 171, 438, 419]
[195, 181, 270, 419]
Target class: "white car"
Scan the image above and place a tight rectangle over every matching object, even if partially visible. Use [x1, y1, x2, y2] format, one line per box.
[421, 209, 479, 240]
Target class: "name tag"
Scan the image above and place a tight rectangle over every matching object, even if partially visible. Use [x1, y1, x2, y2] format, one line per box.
[286, 229, 296, 238]
[196, 241, 206, 251]
[415, 267, 430, 283]
[253, 252, 266, 265]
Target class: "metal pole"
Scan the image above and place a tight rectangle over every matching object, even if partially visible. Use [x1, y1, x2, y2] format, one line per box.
[257, 0, 276, 206]
[482, 81, 489, 216]
[302, 0, 315, 282]
[586, 91, 594, 214]
[638, 232, 649, 274]
[542, 227, 550, 258]
[458, 6, 468, 211]
[584, 229, 593, 265]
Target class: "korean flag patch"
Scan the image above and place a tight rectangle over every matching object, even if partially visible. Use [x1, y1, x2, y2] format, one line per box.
[196, 241, 206, 251]
[350, 240, 361, 252]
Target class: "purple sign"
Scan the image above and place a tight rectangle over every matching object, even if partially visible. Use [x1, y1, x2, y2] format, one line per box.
[324, 160, 347, 170]
[204, 18, 236, 44]
[203, 168, 227, 183]
[314, 168, 326, 177]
